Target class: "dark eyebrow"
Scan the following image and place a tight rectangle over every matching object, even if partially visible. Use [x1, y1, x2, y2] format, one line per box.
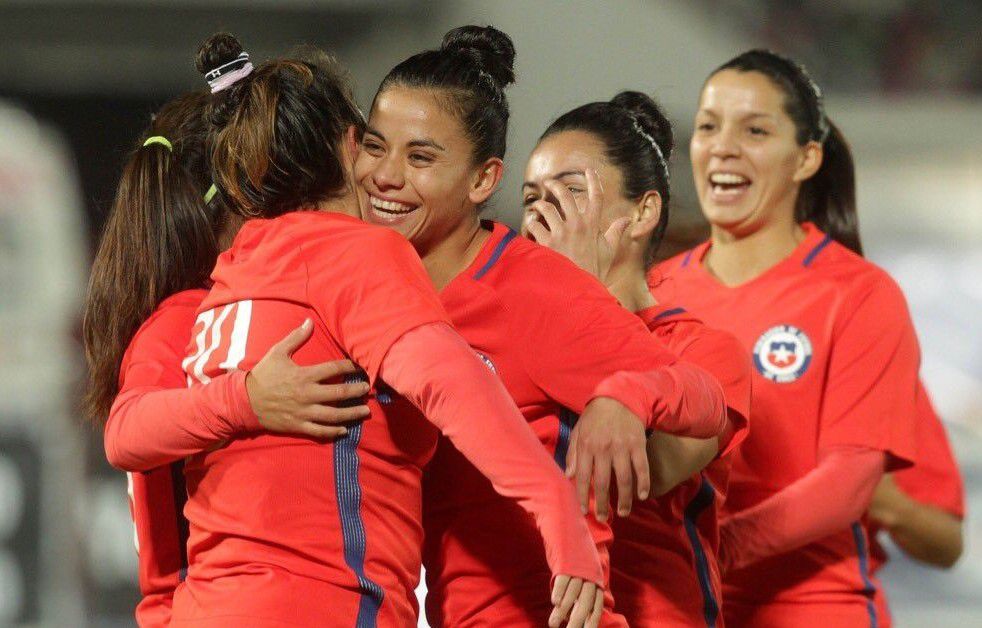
[522, 169, 586, 189]
[364, 127, 445, 151]
[552, 170, 585, 180]
[408, 138, 446, 151]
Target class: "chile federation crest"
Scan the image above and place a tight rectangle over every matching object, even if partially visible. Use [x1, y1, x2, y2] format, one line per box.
[753, 325, 813, 383]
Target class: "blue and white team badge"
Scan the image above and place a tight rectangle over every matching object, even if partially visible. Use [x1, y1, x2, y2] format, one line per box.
[753, 325, 813, 383]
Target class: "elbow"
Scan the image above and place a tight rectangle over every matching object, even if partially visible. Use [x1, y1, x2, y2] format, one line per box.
[103, 440, 129, 471]
[938, 533, 964, 569]
[103, 426, 142, 472]
[649, 476, 679, 499]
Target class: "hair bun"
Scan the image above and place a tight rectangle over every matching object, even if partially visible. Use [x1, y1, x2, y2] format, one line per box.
[441, 25, 516, 88]
[196, 32, 245, 77]
[611, 90, 674, 160]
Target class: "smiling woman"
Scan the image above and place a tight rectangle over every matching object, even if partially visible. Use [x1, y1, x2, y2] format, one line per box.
[649, 49, 923, 628]
[356, 25, 513, 286]
[355, 24, 733, 628]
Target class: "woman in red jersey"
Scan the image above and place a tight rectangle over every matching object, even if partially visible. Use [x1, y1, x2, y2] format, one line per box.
[519, 90, 752, 627]
[151, 34, 604, 628]
[83, 92, 370, 627]
[353, 26, 732, 627]
[648, 49, 921, 627]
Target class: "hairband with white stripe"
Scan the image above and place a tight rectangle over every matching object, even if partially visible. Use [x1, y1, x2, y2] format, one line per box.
[206, 52, 254, 93]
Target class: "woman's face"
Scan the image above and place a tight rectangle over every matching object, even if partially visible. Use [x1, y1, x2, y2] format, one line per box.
[691, 69, 818, 236]
[522, 130, 636, 230]
[354, 85, 492, 252]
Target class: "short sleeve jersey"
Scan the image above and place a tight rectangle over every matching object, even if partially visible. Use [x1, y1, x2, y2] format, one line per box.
[117, 288, 207, 628]
[869, 380, 964, 623]
[649, 222, 919, 613]
[421, 222, 686, 628]
[171, 212, 449, 628]
[610, 304, 751, 628]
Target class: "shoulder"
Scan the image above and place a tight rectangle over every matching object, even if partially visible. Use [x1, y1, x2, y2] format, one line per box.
[139, 289, 207, 340]
[289, 213, 417, 265]
[488, 235, 614, 300]
[121, 289, 207, 372]
[661, 313, 748, 373]
[810, 242, 912, 322]
[650, 246, 701, 280]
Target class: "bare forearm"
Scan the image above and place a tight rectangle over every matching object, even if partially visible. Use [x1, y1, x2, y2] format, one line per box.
[646, 433, 718, 497]
[889, 508, 963, 568]
[877, 496, 963, 568]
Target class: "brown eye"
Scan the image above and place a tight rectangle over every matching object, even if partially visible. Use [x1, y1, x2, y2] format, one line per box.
[749, 126, 768, 136]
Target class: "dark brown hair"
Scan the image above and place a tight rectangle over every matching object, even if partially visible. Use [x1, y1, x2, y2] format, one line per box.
[713, 49, 862, 254]
[376, 25, 516, 165]
[541, 91, 674, 267]
[83, 91, 223, 422]
[196, 33, 365, 218]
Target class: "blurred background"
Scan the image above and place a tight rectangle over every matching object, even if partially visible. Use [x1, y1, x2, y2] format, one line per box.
[0, 0, 979, 625]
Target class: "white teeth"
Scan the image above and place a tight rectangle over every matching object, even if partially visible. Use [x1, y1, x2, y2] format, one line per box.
[709, 173, 750, 185]
[369, 195, 416, 214]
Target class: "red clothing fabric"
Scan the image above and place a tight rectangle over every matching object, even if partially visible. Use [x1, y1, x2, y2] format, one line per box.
[169, 212, 599, 627]
[869, 380, 965, 625]
[720, 446, 886, 572]
[421, 222, 727, 628]
[381, 323, 602, 586]
[106, 329, 259, 472]
[650, 223, 919, 626]
[610, 303, 751, 628]
[113, 289, 205, 627]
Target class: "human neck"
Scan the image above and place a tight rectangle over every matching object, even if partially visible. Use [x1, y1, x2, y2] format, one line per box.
[315, 194, 359, 218]
[704, 216, 805, 287]
[419, 213, 490, 291]
[606, 242, 657, 312]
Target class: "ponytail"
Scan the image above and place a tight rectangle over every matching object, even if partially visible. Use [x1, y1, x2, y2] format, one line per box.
[195, 32, 364, 219]
[82, 92, 220, 423]
[714, 49, 862, 254]
[796, 121, 861, 255]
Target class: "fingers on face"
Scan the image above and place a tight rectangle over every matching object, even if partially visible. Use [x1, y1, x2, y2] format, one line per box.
[544, 180, 580, 221]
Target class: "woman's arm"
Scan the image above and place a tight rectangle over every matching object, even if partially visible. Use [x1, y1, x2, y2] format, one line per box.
[868, 474, 963, 568]
[380, 323, 604, 584]
[646, 434, 719, 498]
[106, 321, 370, 471]
[720, 446, 885, 572]
[380, 322, 605, 627]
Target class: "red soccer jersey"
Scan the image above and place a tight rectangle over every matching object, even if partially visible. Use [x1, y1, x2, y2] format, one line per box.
[610, 304, 751, 628]
[117, 288, 207, 628]
[171, 212, 450, 627]
[868, 380, 965, 625]
[650, 223, 919, 627]
[421, 222, 709, 627]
